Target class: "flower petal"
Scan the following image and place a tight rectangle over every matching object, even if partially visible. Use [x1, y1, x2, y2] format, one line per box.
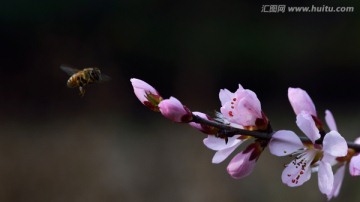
[227, 148, 257, 179]
[327, 164, 345, 200]
[219, 88, 233, 106]
[349, 154, 360, 176]
[288, 87, 317, 116]
[130, 78, 158, 97]
[282, 150, 316, 187]
[323, 131, 348, 157]
[212, 142, 242, 164]
[220, 102, 238, 123]
[232, 90, 262, 126]
[318, 161, 334, 195]
[296, 111, 320, 143]
[355, 137, 360, 145]
[269, 130, 304, 156]
[203, 135, 242, 151]
[158, 97, 192, 122]
[130, 78, 162, 111]
[321, 153, 338, 166]
[325, 110, 337, 132]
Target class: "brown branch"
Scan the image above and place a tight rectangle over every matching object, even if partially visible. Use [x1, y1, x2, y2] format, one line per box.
[191, 114, 360, 152]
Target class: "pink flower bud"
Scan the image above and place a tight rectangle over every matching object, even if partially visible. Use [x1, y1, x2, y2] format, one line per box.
[227, 142, 263, 179]
[158, 97, 192, 123]
[130, 78, 162, 111]
[288, 88, 317, 116]
[189, 112, 218, 134]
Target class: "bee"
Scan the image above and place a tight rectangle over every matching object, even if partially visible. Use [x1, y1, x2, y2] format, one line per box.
[60, 65, 110, 96]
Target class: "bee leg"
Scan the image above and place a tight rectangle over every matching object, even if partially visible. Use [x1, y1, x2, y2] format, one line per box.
[79, 87, 85, 97]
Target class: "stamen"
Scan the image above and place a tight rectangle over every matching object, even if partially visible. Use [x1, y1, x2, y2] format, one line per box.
[229, 111, 234, 117]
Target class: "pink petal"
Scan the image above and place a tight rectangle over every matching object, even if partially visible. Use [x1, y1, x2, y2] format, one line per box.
[219, 88, 233, 106]
[234, 84, 245, 94]
[158, 97, 192, 122]
[318, 161, 334, 196]
[288, 88, 317, 116]
[323, 131, 348, 157]
[296, 112, 320, 143]
[325, 110, 337, 132]
[269, 130, 304, 156]
[281, 150, 316, 187]
[355, 137, 360, 144]
[212, 143, 242, 164]
[233, 90, 262, 126]
[327, 164, 345, 200]
[321, 153, 338, 166]
[203, 135, 242, 151]
[220, 102, 238, 123]
[130, 78, 159, 103]
[349, 154, 360, 176]
[238, 90, 262, 116]
[227, 149, 257, 179]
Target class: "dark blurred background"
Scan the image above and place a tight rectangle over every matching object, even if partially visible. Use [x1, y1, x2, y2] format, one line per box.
[1, 0, 360, 201]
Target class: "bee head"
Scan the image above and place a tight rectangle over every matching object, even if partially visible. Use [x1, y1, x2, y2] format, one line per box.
[90, 68, 101, 81]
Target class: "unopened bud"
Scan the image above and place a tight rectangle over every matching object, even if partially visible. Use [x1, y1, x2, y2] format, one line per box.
[158, 97, 192, 123]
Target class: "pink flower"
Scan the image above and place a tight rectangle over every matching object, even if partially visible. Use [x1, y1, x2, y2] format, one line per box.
[349, 137, 360, 176]
[158, 97, 192, 123]
[203, 135, 247, 163]
[130, 78, 162, 111]
[227, 141, 263, 179]
[269, 108, 348, 197]
[270, 129, 347, 194]
[288, 88, 317, 116]
[202, 84, 267, 180]
[269, 109, 348, 197]
[219, 84, 262, 127]
[189, 112, 217, 134]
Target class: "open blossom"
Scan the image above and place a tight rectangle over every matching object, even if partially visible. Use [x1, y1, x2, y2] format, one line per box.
[158, 97, 192, 123]
[270, 105, 348, 197]
[203, 84, 268, 179]
[271, 89, 348, 197]
[130, 78, 163, 111]
[219, 84, 263, 127]
[270, 129, 347, 194]
[288, 88, 317, 116]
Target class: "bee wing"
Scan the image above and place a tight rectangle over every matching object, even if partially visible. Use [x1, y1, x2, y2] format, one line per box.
[60, 65, 80, 76]
[100, 74, 111, 82]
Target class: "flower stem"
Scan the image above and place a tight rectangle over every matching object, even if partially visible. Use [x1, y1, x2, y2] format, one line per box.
[192, 114, 360, 152]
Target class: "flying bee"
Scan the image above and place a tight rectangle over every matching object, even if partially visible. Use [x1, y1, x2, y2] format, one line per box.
[60, 65, 110, 96]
